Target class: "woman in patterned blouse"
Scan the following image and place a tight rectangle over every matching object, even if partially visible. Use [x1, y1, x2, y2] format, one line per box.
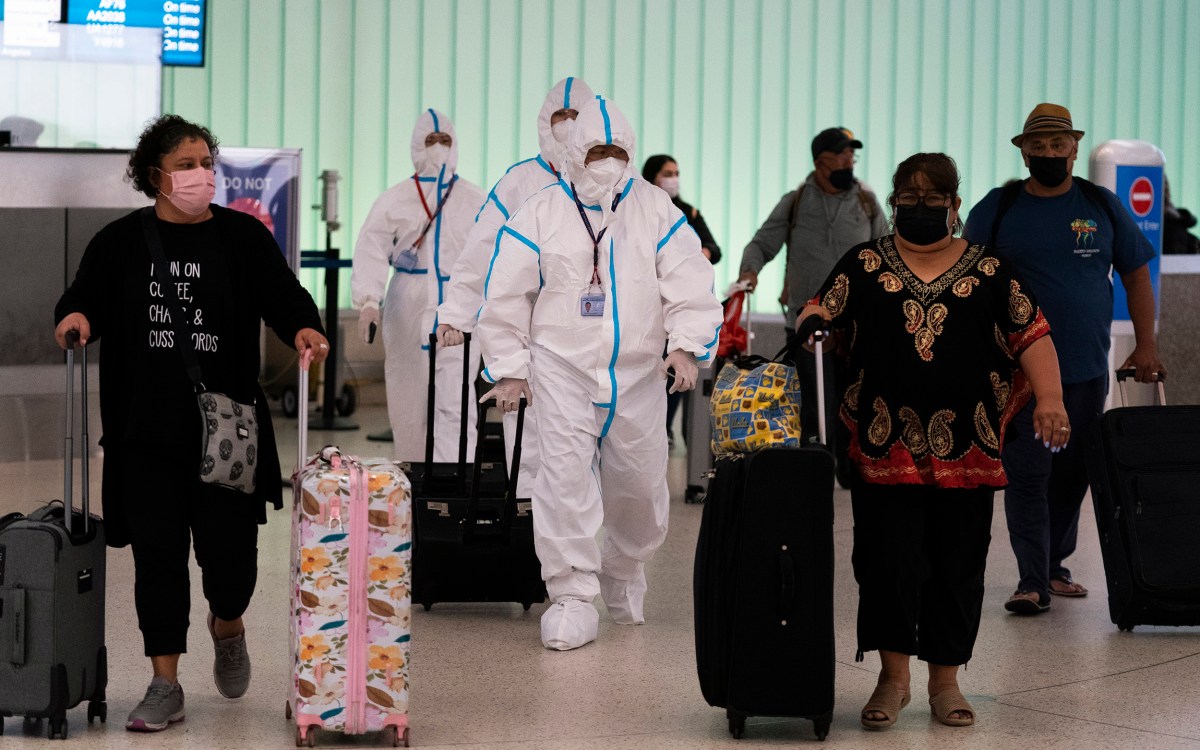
[797, 153, 1070, 731]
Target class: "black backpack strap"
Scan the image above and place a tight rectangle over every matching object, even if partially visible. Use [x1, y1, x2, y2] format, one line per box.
[1073, 177, 1120, 229]
[990, 177, 1119, 248]
[988, 179, 1026, 248]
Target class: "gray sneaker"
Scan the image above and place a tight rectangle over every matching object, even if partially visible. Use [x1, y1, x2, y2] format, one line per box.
[125, 681, 185, 732]
[208, 613, 251, 698]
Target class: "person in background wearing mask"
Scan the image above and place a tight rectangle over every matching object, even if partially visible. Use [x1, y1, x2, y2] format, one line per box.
[800, 152, 1068, 730]
[964, 103, 1165, 615]
[641, 153, 722, 447]
[351, 109, 485, 462]
[436, 76, 595, 496]
[476, 98, 722, 651]
[737, 127, 886, 479]
[54, 114, 328, 732]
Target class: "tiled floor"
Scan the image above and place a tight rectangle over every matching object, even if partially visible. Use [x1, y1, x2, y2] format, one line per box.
[2, 399, 1199, 748]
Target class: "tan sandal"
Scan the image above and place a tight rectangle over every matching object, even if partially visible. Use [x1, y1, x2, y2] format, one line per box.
[860, 682, 911, 730]
[929, 687, 975, 727]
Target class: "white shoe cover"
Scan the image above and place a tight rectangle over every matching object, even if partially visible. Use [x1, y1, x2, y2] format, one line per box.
[598, 569, 647, 625]
[540, 599, 599, 651]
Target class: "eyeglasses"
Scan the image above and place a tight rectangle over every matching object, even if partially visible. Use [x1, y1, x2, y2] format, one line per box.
[894, 191, 952, 209]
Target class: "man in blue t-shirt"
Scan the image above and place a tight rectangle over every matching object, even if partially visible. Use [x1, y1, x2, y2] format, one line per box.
[964, 102, 1166, 616]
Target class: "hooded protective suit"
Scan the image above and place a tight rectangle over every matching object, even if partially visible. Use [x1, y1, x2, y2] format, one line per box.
[351, 109, 483, 462]
[476, 98, 723, 649]
[438, 77, 595, 497]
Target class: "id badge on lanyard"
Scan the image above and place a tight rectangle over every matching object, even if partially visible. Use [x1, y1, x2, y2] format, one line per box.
[574, 191, 613, 318]
[580, 285, 605, 317]
[391, 245, 419, 271]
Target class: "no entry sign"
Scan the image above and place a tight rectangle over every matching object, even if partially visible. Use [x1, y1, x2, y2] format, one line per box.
[1129, 176, 1154, 217]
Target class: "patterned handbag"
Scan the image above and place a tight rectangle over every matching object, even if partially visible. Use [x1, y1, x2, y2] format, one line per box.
[710, 345, 803, 456]
[198, 391, 258, 493]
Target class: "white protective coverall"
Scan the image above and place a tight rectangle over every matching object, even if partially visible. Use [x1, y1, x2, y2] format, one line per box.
[438, 76, 595, 496]
[350, 109, 483, 462]
[476, 98, 723, 649]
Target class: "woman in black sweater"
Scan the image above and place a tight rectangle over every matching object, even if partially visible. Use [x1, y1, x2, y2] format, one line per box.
[54, 115, 327, 732]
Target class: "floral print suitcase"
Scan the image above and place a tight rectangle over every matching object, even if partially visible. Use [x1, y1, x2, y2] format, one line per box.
[289, 447, 412, 748]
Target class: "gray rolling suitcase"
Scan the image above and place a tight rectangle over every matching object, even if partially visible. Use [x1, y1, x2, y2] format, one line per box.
[0, 335, 107, 739]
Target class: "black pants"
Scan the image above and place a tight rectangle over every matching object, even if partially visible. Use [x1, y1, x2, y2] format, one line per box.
[851, 479, 994, 666]
[118, 444, 260, 657]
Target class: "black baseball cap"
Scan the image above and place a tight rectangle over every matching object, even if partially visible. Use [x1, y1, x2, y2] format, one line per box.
[811, 127, 863, 160]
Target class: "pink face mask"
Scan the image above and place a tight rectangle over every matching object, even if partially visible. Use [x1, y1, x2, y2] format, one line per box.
[157, 166, 215, 215]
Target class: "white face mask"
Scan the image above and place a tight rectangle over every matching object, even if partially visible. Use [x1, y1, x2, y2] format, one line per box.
[551, 120, 574, 144]
[420, 143, 451, 174]
[658, 176, 680, 199]
[586, 157, 627, 190]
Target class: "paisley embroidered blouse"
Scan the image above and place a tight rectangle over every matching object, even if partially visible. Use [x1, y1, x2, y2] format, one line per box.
[812, 235, 1051, 488]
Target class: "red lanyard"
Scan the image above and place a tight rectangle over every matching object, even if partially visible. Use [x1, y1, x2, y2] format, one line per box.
[410, 175, 456, 248]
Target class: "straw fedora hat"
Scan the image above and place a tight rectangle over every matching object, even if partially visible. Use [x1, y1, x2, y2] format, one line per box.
[1011, 103, 1085, 147]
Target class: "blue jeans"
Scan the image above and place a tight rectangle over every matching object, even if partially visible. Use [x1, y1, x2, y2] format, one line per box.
[1000, 376, 1106, 599]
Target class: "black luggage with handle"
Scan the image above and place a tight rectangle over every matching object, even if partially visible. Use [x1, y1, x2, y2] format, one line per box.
[0, 335, 107, 739]
[409, 333, 546, 611]
[693, 321, 835, 741]
[1085, 368, 1200, 631]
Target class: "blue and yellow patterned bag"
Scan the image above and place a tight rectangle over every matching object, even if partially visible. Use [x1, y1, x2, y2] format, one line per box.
[710, 348, 803, 456]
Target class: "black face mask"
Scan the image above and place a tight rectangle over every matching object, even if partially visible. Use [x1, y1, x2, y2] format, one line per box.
[1027, 155, 1070, 188]
[829, 168, 855, 191]
[894, 204, 951, 246]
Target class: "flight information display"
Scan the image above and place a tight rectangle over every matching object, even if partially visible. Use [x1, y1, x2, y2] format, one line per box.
[66, 0, 206, 66]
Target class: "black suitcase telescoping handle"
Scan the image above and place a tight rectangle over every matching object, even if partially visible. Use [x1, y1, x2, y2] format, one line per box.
[463, 396, 527, 546]
[1115, 367, 1166, 407]
[795, 314, 831, 446]
[63, 330, 90, 536]
[425, 330, 472, 479]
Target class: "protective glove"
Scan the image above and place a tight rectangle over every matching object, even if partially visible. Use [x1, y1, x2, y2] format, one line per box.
[480, 377, 532, 413]
[358, 305, 381, 344]
[436, 323, 465, 347]
[661, 350, 698, 393]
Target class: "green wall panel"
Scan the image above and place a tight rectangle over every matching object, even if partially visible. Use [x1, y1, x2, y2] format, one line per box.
[161, 0, 1200, 311]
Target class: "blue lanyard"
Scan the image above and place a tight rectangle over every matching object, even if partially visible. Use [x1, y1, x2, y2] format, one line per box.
[571, 185, 623, 287]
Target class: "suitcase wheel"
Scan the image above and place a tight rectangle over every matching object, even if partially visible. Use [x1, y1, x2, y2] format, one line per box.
[422, 603, 432, 612]
[48, 716, 67, 740]
[383, 725, 410, 747]
[813, 711, 832, 741]
[685, 486, 706, 504]
[296, 725, 317, 747]
[522, 601, 533, 612]
[726, 709, 746, 739]
[87, 700, 107, 724]
[1119, 623, 1136, 632]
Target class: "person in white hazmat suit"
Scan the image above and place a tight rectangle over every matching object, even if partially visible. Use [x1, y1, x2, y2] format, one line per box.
[476, 98, 723, 651]
[351, 109, 483, 462]
[436, 76, 595, 496]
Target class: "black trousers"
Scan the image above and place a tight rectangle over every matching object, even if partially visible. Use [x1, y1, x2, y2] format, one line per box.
[118, 444, 260, 657]
[851, 479, 995, 666]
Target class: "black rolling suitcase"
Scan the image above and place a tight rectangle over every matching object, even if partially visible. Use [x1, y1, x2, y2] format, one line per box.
[693, 324, 835, 741]
[409, 333, 546, 611]
[1085, 368, 1200, 631]
[0, 335, 107, 739]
